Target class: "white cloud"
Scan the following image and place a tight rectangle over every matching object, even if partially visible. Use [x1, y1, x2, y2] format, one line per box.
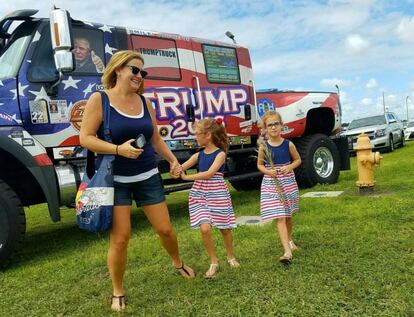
[320, 78, 353, 89]
[361, 98, 373, 105]
[366, 78, 378, 89]
[387, 94, 398, 105]
[0, 0, 413, 123]
[345, 34, 370, 54]
[396, 16, 414, 43]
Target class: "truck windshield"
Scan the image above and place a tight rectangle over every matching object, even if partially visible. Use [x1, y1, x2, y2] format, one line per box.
[348, 115, 386, 130]
[0, 22, 34, 80]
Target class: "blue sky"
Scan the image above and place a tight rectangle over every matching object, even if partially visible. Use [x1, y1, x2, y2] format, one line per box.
[1, 0, 414, 122]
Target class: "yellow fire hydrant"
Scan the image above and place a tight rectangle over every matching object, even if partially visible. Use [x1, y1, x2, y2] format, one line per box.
[354, 133, 382, 194]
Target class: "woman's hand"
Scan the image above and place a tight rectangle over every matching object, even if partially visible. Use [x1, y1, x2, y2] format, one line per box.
[180, 172, 189, 180]
[169, 161, 182, 178]
[117, 139, 143, 159]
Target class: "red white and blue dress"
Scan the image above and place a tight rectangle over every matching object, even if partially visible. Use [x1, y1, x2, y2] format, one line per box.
[260, 140, 299, 221]
[188, 149, 236, 229]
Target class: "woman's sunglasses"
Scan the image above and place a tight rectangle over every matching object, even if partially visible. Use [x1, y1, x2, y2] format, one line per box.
[125, 65, 148, 78]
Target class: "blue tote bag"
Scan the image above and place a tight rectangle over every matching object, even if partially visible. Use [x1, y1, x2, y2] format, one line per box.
[75, 91, 114, 232]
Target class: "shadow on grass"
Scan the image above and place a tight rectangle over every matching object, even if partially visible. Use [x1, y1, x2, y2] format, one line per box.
[10, 200, 192, 270]
[12, 187, 259, 269]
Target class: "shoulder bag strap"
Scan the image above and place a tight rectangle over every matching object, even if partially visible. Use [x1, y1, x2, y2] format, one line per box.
[99, 91, 113, 143]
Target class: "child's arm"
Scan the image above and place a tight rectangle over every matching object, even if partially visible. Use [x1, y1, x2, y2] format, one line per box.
[257, 144, 276, 176]
[181, 152, 226, 181]
[279, 141, 302, 174]
[181, 153, 199, 172]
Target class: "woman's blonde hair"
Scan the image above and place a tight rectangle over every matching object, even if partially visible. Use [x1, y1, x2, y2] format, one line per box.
[195, 118, 229, 153]
[101, 50, 145, 94]
[261, 110, 283, 128]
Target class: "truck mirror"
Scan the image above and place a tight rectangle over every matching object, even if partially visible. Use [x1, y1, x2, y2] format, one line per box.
[186, 104, 195, 122]
[244, 103, 252, 121]
[49, 8, 74, 73]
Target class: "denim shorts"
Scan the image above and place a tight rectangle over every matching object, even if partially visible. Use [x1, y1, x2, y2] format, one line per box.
[114, 173, 165, 207]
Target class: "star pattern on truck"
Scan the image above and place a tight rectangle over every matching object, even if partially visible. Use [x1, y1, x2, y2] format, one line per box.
[32, 31, 41, 43]
[62, 76, 82, 90]
[105, 43, 117, 55]
[10, 83, 28, 100]
[99, 24, 113, 33]
[29, 86, 51, 102]
[83, 83, 96, 98]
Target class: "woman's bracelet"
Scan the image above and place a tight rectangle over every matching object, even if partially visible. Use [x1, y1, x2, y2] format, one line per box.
[115, 145, 119, 155]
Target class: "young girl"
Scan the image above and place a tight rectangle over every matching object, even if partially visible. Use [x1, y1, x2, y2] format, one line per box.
[257, 111, 301, 263]
[180, 118, 239, 278]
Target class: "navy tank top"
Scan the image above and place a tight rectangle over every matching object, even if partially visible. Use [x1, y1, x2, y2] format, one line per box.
[98, 94, 157, 176]
[266, 139, 291, 165]
[198, 148, 225, 172]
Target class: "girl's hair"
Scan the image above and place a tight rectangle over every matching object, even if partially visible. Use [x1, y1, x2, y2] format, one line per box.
[195, 118, 229, 153]
[101, 50, 145, 94]
[261, 110, 283, 128]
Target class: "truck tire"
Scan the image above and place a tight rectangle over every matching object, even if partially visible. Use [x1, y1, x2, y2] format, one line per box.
[0, 180, 26, 269]
[294, 134, 341, 188]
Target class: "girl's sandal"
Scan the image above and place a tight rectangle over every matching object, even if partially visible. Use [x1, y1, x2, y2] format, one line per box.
[227, 258, 240, 269]
[111, 295, 127, 311]
[279, 252, 292, 264]
[175, 262, 196, 279]
[204, 263, 219, 279]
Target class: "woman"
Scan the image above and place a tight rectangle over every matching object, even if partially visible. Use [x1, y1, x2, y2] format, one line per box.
[80, 50, 195, 311]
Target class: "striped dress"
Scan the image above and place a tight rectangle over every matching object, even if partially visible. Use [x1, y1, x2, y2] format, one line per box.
[260, 140, 299, 221]
[188, 149, 236, 229]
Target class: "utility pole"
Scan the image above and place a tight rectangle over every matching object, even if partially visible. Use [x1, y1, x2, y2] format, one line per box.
[382, 91, 386, 114]
[406, 96, 410, 122]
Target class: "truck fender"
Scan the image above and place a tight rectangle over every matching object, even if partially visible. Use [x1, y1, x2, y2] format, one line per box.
[0, 136, 60, 222]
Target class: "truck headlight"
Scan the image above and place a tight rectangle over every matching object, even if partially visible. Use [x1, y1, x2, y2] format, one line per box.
[375, 129, 386, 137]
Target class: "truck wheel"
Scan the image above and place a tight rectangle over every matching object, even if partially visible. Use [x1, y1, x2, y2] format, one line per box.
[0, 180, 26, 269]
[229, 175, 262, 191]
[294, 134, 341, 188]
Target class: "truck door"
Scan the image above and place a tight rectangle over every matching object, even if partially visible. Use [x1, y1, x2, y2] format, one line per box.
[130, 33, 198, 147]
[24, 23, 107, 148]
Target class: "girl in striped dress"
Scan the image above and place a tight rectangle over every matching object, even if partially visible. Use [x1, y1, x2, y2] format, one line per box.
[257, 111, 301, 264]
[180, 118, 239, 278]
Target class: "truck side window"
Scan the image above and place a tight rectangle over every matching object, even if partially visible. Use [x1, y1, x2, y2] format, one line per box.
[0, 21, 33, 80]
[27, 24, 59, 82]
[131, 35, 181, 81]
[71, 27, 105, 75]
[202, 44, 240, 84]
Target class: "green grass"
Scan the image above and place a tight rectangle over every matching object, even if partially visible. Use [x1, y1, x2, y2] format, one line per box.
[1, 143, 414, 316]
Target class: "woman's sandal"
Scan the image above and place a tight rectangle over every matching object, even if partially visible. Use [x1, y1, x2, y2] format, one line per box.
[204, 263, 219, 279]
[279, 252, 292, 264]
[111, 295, 127, 311]
[175, 262, 196, 279]
[227, 258, 240, 269]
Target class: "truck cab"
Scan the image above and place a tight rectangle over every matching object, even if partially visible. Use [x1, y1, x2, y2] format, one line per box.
[0, 8, 259, 268]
